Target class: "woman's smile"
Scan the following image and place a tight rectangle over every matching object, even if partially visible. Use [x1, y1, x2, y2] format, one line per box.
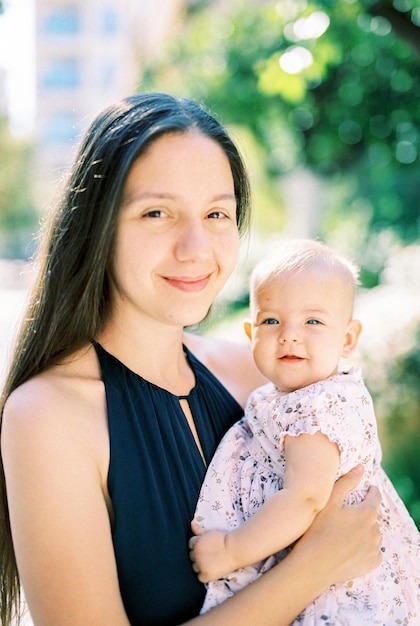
[163, 273, 214, 292]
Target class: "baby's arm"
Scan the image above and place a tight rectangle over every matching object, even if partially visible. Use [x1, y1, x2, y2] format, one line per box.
[190, 431, 339, 582]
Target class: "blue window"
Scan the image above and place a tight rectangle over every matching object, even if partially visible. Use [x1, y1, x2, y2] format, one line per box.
[101, 63, 116, 89]
[102, 8, 118, 34]
[43, 7, 81, 34]
[43, 59, 80, 89]
[43, 111, 80, 144]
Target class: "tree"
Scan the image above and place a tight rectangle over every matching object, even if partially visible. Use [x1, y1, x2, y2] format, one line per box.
[145, 0, 420, 257]
[0, 119, 37, 258]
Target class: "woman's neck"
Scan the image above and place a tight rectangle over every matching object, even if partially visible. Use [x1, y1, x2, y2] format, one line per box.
[96, 318, 195, 396]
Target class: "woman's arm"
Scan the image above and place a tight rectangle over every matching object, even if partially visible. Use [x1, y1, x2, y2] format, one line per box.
[2, 377, 131, 626]
[186, 466, 381, 626]
[190, 431, 340, 582]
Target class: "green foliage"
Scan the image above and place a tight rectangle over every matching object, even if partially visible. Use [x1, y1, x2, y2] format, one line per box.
[0, 119, 37, 258]
[145, 0, 420, 244]
[379, 324, 420, 529]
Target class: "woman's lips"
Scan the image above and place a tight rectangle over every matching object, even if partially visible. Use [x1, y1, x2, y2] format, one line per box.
[164, 274, 212, 292]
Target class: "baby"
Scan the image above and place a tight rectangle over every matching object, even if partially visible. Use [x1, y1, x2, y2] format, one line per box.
[189, 239, 420, 623]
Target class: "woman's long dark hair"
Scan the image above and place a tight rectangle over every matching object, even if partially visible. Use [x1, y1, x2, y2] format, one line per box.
[0, 92, 251, 625]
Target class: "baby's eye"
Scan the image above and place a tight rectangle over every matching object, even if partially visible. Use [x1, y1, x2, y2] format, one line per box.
[261, 318, 279, 325]
[306, 319, 321, 325]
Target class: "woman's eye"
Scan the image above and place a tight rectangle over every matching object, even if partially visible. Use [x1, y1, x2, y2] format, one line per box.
[261, 318, 279, 325]
[208, 210, 228, 219]
[143, 209, 166, 218]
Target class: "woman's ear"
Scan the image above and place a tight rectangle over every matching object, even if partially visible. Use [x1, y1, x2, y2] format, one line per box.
[243, 320, 252, 341]
[342, 319, 362, 358]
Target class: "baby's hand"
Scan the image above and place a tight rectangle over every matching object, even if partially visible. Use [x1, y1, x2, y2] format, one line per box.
[189, 520, 237, 583]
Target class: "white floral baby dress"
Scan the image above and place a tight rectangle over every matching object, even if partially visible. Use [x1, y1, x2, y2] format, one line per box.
[195, 368, 420, 624]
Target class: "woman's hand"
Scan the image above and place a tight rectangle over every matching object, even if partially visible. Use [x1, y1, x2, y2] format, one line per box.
[294, 465, 382, 586]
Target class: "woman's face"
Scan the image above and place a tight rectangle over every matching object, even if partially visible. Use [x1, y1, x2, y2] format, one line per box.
[109, 131, 240, 330]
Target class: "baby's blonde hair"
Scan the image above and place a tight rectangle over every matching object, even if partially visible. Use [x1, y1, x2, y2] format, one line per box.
[250, 239, 359, 312]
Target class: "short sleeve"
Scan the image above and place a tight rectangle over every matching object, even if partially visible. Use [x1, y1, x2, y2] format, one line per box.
[280, 374, 378, 476]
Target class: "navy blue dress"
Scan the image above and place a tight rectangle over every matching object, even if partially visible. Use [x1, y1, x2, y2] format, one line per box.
[94, 342, 244, 625]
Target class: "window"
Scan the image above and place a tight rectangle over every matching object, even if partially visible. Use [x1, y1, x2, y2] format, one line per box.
[43, 7, 81, 34]
[43, 111, 80, 144]
[42, 59, 80, 89]
[101, 62, 116, 89]
[102, 8, 118, 34]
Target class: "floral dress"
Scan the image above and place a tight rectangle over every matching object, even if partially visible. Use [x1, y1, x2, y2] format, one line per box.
[195, 368, 420, 624]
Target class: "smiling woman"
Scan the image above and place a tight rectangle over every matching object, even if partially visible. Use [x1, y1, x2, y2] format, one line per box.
[0, 93, 382, 626]
[110, 131, 240, 332]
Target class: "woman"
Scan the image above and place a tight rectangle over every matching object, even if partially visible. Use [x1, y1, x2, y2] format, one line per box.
[0, 92, 381, 626]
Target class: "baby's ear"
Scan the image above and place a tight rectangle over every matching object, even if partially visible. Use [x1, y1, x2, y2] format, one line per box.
[243, 319, 252, 341]
[342, 319, 362, 358]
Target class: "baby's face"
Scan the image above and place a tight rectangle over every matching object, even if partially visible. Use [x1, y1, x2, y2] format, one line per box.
[249, 269, 359, 392]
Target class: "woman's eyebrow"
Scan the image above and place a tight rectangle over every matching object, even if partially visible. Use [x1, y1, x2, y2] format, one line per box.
[122, 191, 237, 206]
[122, 191, 175, 206]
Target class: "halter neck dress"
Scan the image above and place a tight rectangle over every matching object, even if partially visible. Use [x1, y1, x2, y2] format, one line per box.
[94, 342, 244, 625]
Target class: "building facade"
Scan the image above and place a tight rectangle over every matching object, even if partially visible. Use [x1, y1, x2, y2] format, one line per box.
[35, 0, 181, 194]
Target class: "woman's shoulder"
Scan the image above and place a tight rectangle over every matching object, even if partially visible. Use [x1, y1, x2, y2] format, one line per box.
[2, 343, 107, 459]
[183, 333, 267, 408]
[5, 343, 99, 406]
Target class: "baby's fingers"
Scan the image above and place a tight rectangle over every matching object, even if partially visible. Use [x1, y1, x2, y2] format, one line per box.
[190, 518, 206, 536]
[188, 535, 198, 550]
[188, 540, 207, 581]
[188, 534, 202, 566]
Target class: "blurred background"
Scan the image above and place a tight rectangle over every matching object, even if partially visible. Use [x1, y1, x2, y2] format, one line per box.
[0, 0, 419, 528]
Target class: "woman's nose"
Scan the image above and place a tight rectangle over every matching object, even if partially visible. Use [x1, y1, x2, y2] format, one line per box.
[174, 219, 212, 261]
